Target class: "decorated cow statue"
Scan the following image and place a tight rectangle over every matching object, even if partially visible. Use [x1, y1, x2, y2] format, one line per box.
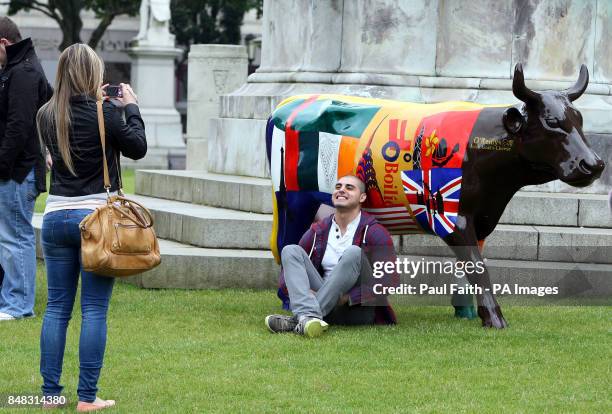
[265, 64, 605, 328]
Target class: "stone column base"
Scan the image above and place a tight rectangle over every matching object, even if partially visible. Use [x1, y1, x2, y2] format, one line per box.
[186, 138, 207, 170]
[128, 45, 186, 154]
[121, 147, 186, 170]
[139, 108, 184, 149]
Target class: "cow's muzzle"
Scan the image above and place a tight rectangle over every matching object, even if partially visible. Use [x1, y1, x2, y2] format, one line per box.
[565, 157, 605, 186]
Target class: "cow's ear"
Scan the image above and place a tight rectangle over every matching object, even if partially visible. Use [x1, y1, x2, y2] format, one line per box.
[503, 107, 525, 134]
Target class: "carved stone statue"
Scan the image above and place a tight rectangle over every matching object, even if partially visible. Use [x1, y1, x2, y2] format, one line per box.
[134, 0, 174, 47]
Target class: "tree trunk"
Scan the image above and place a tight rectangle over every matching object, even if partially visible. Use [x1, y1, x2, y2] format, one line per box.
[56, 0, 84, 51]
[88, 14, 114, 51]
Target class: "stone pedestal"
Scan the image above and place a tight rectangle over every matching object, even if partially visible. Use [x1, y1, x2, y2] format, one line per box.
[185, 45, 248, 170]
[127, 45, 184, 169]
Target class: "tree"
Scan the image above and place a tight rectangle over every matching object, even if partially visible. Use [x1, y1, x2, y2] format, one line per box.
[3, 0, 140, 51]
[170, 0, 262, 53]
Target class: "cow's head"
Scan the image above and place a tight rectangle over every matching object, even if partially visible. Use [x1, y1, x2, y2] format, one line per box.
[505, 64, 605, 187]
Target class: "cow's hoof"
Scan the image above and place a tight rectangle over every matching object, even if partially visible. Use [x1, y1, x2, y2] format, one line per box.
[454, 305, 477, 319]
[478, 306, 508, 329]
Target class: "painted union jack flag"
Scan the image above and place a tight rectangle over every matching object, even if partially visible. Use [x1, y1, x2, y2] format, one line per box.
[401, 168, 462, 237]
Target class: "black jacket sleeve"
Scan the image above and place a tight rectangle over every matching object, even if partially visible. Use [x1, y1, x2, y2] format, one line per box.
[106, 103, 147, 160]
[0, 68, 40, 178]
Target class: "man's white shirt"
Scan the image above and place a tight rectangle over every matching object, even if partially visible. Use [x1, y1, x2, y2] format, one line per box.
[321, 213, 361, 278]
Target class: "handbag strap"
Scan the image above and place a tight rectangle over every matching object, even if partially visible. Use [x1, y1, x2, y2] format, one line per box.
[96, 100, 111, 194]
[110, 196, 155, 228]
[96, 100, 123, 196]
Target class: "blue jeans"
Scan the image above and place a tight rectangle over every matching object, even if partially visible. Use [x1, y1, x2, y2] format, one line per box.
[40, 209, 115, 403]
[281, 245, 374, 325]
[0, 169, 38, 317]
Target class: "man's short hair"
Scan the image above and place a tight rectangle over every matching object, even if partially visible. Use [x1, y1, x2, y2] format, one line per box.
[0, 17, 22, 43]
[339, 175, 366, 193]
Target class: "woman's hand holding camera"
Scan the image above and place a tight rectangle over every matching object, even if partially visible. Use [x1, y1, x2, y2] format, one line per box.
[119, 83, 138, 106]
[101, 83, 138, 107]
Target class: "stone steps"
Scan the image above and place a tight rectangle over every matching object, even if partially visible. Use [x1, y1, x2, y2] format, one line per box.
[132, 195, 272, 250]
[400, 224, 612, 264]
[135, 170, 611, 227]
[63, 167, 605, 292]
[136, 170, 273, 213]
[394, 255, 612, 299]
[88, 190, 612, 264]
[32, 215, 279, 290]
[32, 211, 611, 296]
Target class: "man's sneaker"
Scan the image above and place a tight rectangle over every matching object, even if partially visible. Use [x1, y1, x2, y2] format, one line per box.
[294, 317, 329, 338]
[265, 314, 298, 333]
[0, 312, 16, 321]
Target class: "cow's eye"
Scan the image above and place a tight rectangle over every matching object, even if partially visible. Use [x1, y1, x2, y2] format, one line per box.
[545, 118, 560, 128]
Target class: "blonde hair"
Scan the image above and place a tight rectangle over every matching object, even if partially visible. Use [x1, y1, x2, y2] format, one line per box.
[37, 43, 104, 175]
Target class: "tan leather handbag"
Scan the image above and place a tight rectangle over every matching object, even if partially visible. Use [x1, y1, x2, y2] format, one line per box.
[79, 101, 161, 277]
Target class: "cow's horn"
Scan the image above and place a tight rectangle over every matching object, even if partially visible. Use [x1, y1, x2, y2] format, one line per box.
[564, 64, 589, 102]
[512, 63, 539, 103]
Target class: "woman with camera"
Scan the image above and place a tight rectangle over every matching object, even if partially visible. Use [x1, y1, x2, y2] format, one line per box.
[37, 43, 146, 412]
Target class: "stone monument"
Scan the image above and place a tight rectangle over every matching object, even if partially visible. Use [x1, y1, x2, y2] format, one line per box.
[185, 45, 248, 170]
[127, 0, 184, 169]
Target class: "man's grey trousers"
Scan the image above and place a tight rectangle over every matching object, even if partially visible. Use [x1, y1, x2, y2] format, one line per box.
[281, 244, 374, 324]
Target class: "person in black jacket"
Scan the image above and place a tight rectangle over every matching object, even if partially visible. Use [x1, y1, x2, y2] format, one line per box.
[0, 17, 52, 321]
[37, 43, 146, 411]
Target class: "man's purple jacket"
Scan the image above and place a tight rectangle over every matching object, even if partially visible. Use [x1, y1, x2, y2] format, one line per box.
[278, 211, 398, 324]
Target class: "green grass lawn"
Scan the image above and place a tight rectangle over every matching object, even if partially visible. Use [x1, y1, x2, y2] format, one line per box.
[34, 169, 135, 214]
[0, 264, 610, 413]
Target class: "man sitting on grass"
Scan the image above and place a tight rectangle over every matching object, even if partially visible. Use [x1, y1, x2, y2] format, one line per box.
[265, 175, 397, 338]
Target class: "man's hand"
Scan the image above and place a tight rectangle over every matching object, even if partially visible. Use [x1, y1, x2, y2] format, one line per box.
[337, 293, 350, 306]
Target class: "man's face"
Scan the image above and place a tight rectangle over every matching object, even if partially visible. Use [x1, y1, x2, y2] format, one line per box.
[0, 38, 12, 67]
[332, 176, 367, 210]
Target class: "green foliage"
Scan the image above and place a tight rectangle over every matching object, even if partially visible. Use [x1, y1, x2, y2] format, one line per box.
[5, 0, 140, 50]
[5, 0, 261, 53]
[170, 0, 263, 50]
[0, 264, 610, 412]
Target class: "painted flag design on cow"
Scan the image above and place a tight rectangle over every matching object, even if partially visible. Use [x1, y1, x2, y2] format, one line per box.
[412, 110, 481, 171]
[265, 93, 501, 252]
[268, 123, 361, 194]
[268, 97, 380, 193]
[362, 205, 419, 234]
[401, 168, 462, 237]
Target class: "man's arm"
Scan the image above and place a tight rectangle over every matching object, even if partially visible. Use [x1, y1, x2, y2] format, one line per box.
[347, 223, 398, 306]
[0, 69, 39, 178]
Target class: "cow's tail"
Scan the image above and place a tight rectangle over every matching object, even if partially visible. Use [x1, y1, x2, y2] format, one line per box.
[266, 117, 281, 263]
[270, 189, 281, 263]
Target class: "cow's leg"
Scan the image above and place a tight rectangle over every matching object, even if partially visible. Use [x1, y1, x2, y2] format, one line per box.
[444, 219, 508, 328]
[452, 293, 476, 319]
[450, 239, 485, 319]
